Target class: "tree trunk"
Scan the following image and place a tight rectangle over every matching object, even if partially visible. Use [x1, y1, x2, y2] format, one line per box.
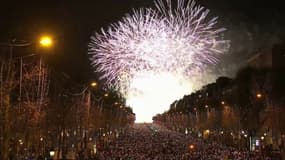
[2, 94, 10, 160]
[57, 130, 62, 160]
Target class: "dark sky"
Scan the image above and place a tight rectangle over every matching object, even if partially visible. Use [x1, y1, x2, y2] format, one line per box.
[1, 0, 285, 84]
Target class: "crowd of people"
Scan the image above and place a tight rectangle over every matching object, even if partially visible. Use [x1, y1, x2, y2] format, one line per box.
[93, 124, 274, 160]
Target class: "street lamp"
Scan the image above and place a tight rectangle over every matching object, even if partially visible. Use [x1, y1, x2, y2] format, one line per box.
[91, 82, 97, 87]
[49, 150, 55, 159]
[71, 81, 97, 95]
[84, 81, 97, 150]
[39, 36, 53, 48]
[205, 129, 210, 134]
[189, 144, 195, 152]
[68, 81, 98, 150]
[256, 93, 262, 99]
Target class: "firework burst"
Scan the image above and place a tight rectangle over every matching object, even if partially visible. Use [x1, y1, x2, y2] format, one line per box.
[89, 0, 229, 122]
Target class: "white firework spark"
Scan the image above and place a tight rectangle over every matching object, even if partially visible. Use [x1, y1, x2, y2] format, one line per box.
[89, 0, 229, 122]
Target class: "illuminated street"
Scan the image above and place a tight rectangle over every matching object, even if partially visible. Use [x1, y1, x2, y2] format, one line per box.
[95, 123, 270, 159]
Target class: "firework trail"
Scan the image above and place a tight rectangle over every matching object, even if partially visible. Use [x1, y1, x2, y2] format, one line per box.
[89, 0, 229, 121]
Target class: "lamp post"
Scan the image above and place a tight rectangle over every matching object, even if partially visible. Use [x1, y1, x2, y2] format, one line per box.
[73, 82, 97, 150]
[37, 35, 53, 109]
[38, 35, 54, 158]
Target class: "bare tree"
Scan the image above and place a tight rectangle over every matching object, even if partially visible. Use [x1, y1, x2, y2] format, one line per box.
[0, 47, 18, 160]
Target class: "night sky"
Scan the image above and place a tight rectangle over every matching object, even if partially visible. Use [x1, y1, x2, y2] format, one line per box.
[1, 0, 285, 84]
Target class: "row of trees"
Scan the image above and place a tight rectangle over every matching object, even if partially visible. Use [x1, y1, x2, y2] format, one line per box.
[43, 73, 135, 159]
[0, 45, 49, 160]
[154, 66, 285, 150]
[0, 44, 135, 159]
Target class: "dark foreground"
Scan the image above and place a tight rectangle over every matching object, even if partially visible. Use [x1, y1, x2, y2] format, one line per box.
[94, 123, 272, 160]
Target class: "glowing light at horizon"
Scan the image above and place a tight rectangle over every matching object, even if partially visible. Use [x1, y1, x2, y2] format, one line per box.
[89, 0, 230, 122]
[127, 72, 192, 122]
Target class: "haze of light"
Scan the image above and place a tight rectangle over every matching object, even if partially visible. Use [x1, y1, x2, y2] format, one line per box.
[126, 72, 192, 122]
